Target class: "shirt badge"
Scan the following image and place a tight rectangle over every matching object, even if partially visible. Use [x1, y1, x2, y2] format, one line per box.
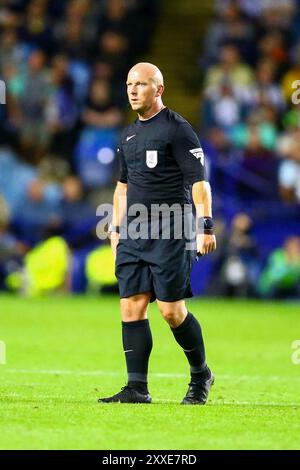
[189, 147, 204, 166]
[146, 150, 158, 168]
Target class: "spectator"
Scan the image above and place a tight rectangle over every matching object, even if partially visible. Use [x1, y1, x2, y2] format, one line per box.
[12, 178, 62, 243]
[231, 106, 278, 151]
[7, 235, 70, 296]
[45, 55, 78, 160]
[60, 175, 94, 228]
[248, 59, 285, 115]
[282, 102, 300, 130]
[8, 49, 52, 162]
[0, 145, 36, 215]
[53, 10, 91, 61]
[204, 43, 254, 90]
[258, 31, 288, 75]
[207, 213, 259, 297]
[0, 27, 24, 71]
[258, 236, 300, 298]
[234, 121, 278, 199]
[81, 78, 122, 129]
[18, 0, 53, 55]
[203, 2, 256, 66]
[258, 1, 297, 37]
[202, 79, 247, 133]
[278, 138, 300, 203]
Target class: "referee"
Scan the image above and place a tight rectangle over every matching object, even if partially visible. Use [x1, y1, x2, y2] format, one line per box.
[98, 63, 216, 405]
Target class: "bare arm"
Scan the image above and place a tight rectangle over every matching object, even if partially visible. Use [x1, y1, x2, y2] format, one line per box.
[192, 181, 216, 255]
[192, 180, 212, 217]
[110, 181, 127, 259]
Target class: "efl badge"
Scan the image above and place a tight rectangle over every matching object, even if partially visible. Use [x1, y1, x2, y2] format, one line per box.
[189, 147, 204, 166]
[146, 150, 158, 168]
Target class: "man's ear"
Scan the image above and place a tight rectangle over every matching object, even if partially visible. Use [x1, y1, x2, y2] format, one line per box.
[156, 84, 164, 97]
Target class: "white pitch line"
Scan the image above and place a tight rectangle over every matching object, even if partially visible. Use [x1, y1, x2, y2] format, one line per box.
[2, 368, 300, 381]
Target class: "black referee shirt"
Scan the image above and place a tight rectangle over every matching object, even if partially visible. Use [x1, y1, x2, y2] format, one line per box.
[117, 107, 206, 207]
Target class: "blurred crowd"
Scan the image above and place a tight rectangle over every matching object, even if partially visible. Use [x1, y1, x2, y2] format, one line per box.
[201, 0, 300, 205]
[206, 213, 300, 298]
[0, 0, 157, 295]
[0, 0, 299, 298]
[0, 0, 157, 167]
[198, 0, 300, 298]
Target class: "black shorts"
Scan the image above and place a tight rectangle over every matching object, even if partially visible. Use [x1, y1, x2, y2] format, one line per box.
[115, 210, 196, 302]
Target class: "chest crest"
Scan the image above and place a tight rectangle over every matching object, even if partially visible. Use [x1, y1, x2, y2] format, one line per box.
[146, 150, 158, 168]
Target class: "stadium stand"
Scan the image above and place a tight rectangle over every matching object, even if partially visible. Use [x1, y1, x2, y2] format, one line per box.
[0, 0, 299, 298]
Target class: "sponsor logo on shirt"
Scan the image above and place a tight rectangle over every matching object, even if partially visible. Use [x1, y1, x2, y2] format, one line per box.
[126, 134, 136, 141]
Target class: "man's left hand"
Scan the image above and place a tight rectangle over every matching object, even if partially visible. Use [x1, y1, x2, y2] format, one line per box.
[197, 234, 217, 256]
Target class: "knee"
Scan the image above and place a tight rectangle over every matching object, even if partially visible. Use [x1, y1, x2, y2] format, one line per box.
[121, 294, 150, 322]
[158, 303, 187, 328]
[161, 310, 177, 327]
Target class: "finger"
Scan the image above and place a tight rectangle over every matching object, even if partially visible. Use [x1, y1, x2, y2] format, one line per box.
[209, 242, 215, 253]
[197, 243, 204, 254]
[207, 243, 214, 253]
[208, 239, 215, 252]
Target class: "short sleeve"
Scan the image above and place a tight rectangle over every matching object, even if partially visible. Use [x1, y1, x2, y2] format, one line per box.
[117, 141, 128, 184]
[171, 122, 206, 184]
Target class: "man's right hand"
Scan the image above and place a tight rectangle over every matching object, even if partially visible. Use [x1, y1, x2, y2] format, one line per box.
[110, 231, 120, 259]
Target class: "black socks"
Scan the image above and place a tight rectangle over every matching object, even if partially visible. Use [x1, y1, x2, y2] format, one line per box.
[122, 319, 152, 393]
[171, 312, 210, 381]
[121, 313, 209, 394]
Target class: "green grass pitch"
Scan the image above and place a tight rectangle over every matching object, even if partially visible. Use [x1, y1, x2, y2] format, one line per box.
[0, 294, 300, 450]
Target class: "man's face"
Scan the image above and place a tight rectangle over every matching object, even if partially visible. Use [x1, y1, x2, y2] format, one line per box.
[126, 69, 159, 113]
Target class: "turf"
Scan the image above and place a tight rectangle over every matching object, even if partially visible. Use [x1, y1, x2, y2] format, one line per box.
[0, 294, 299, 450]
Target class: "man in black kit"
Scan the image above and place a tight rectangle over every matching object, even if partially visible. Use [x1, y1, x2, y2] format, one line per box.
[98, 63, 216, 405]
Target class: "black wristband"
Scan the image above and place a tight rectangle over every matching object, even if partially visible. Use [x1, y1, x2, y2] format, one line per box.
[198, 217, 214, 235]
